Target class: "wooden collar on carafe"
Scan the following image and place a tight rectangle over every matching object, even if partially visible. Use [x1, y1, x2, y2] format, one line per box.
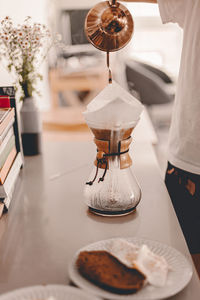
[86, 136, 132, 186]
[94, 136, 133, 170]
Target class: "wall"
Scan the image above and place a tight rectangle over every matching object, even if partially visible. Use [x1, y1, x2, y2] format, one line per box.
[57, 0, 99, 9]
[126, 3, 183, 78]
[123, 16, 183, 79]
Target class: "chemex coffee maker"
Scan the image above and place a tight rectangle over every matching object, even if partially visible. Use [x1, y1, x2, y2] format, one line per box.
[83, 0, 143, 216]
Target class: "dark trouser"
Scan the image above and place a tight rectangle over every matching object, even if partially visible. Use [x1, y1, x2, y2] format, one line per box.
[165, 162, 200, 254]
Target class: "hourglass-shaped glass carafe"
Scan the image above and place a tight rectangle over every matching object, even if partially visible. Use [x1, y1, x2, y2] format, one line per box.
[84, 123, 141, 216]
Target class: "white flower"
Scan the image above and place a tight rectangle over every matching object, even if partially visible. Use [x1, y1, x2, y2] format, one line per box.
[0, 16, 56, 99]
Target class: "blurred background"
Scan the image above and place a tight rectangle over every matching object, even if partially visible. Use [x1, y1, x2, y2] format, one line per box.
[0, 0, 183, 176]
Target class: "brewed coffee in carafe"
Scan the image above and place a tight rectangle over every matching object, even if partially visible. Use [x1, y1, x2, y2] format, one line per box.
[83, 81, 143, 216]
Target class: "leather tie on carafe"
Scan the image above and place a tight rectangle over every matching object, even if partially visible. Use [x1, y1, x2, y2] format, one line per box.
[86, 135, 132, 185]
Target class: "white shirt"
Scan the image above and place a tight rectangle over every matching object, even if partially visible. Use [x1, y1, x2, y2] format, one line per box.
[158, 0, 200, 174]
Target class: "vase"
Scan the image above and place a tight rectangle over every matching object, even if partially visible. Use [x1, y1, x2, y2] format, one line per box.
[20, 97, 42, 156]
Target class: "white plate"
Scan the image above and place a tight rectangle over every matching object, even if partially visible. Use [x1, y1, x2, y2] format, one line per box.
[68, 237, 193, 300]
[0, 285, 101, 300]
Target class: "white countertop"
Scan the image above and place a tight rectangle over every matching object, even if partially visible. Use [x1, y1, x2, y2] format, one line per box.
[0, 136, 199, 298]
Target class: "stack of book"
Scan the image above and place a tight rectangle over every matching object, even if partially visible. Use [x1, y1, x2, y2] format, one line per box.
[0, 89, 23, 218]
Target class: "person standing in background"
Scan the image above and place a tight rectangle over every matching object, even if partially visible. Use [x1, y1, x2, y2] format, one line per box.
[120, 0, 200, 277]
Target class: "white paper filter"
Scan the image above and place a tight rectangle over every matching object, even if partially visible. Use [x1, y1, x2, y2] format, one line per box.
[83, 81, 143, 129]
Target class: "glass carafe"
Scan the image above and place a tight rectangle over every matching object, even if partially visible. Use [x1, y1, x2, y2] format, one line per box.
[84, 124, 141, 216]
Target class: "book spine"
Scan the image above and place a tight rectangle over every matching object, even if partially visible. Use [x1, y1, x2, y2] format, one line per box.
[0, 86, 23, 155]
[0, 109, 14, 135]
[0, 108, 11, 124]
[0, 153, 22, 198]
[0, 202, 4, 218]
[0, 119, 14, 144]
[0, 127, 14, 156]
[0, 96, 10, 108]
[0, 135, 15, 169]
[0, 147, 17, 184]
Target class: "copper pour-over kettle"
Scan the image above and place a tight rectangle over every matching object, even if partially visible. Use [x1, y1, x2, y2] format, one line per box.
[85, 0, 134, 52]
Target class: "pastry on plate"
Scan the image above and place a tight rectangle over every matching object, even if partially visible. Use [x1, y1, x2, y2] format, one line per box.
[76, 250, 146, 294]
